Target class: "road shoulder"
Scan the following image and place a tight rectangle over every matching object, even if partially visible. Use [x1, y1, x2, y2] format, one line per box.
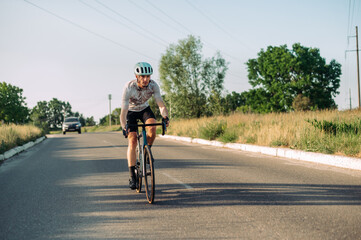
[159, 135, 361, 171]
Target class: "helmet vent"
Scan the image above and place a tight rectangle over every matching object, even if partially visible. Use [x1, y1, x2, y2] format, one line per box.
[134, 62, 153, 75]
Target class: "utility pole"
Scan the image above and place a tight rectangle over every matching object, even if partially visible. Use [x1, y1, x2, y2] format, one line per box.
[350, 88, 352, 110]
[346, 26, 361, 108]
[357, 26, 360, 108]
[108, 94, 112, 126]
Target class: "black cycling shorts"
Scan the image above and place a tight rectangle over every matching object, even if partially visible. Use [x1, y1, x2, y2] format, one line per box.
[127, 106, 156, 132]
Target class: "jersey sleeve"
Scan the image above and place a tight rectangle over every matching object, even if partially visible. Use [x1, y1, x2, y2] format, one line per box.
[152, 81, 163, 104]
[120, 83, 130, 129]
[121, 83, 130, 111]
[152, 81, 169, 118]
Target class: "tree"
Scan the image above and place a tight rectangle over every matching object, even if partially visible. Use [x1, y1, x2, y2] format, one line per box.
[148, 96, 167, 120]
[292, 94, 311, 111]
[112, 108, 121, 125]
[238, 88, 273, 113]
[245, 43, 341, 112]
[48, 98, 72, 128]
[98, 108, 121, 126]
[223, 91, 245, 114]
[159, 35, 228, 118]
[85, 116, 96, 126]
[73, 112, 86, 126]
[30, 98, 74, 130]
[0, 82, 29, 123]
[30, 101, 50, 132]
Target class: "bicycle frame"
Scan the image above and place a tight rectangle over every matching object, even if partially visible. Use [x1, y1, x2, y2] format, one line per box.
[135, 122, 166, 177]
[128, 120, 167, 203]
[136, 126, 148, 178]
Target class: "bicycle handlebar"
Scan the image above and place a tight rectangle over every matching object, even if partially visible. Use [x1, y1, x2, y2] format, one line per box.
[127, 121, 167, 136]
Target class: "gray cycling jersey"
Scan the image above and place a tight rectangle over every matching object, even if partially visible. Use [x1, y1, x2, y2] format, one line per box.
[121, 79, 163, 112]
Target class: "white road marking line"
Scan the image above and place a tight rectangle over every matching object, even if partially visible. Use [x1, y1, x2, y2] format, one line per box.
[103, 139, 193, 189]
[161, 172, 193, 189]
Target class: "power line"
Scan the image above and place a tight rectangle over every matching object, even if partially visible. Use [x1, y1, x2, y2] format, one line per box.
[23, 0, 156, 61]
[127, 0, 188, 36]
[78, 0, 166, 47]
[356, 1, 361, 27]
[144, 0, 244, 64]
[24, 0, 244, 81]
[185, 0, 253, 52]
[227, 71, 244, 79]
[145, 0, 195, 34]
[348, 0, 352, 36]
[87, 1, 246, 74]
[349, 0, 355, 33]
[92, 0, 168, 47]
[128, 0, 240, 62]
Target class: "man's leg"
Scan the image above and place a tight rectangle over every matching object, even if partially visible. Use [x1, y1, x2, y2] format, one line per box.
[145, 118, 157, 147]
[127, 132, 137, 189]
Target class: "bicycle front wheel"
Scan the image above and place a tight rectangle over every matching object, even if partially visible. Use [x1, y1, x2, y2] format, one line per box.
[135, 144, 142, 193]
[144, 145, 155, 203]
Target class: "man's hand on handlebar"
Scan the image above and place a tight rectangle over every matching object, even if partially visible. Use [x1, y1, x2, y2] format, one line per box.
[122, 124, 129, 138]
[162, 116, 170, 127]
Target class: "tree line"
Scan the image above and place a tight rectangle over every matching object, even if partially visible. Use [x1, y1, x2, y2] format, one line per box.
[157, 35, 340, 118]
[0, 84, 97, 132]
[30, 99, 96, 132]
[1, 35, 341, 128]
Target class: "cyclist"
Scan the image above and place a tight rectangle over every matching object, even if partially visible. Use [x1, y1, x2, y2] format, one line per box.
[120, 62, 170, 190]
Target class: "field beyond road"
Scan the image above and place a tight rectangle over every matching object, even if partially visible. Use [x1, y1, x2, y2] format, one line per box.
[167, 109, 361, 158]
[0, 124, 43, 154]
[2, 109, 361, 159]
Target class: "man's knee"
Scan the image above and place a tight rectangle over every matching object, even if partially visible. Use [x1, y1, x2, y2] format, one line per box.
[145, 118, 157, 134]
[128, 133, 137, 147]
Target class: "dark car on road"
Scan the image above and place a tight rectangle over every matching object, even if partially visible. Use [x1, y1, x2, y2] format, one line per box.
[62, 117, 81, 134]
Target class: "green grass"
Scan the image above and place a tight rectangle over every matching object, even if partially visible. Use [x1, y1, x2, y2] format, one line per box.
[166, 109, 361, 158]
[198, 120, 227, 140]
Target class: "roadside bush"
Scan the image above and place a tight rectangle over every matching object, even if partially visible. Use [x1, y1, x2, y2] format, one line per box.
[165, 109, 361, 158]
[198, 121, 227, 140]
[307, 119, 361, 135]
[292, 94, 311, 111]
[219, 126, 239, 143]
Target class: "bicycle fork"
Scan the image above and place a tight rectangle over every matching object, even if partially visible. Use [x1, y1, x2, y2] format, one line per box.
[141, 128, 148, 178]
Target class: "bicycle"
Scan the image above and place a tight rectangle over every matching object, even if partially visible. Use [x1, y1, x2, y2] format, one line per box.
[128, 119, 167, 204]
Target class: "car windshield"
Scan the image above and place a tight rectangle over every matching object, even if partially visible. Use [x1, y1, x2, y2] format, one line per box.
[65, 118, 78, 123]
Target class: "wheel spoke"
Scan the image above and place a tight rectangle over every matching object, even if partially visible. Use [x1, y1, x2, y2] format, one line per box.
[144, 146, 155, 203]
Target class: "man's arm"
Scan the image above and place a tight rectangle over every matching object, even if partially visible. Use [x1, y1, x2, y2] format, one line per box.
[156, 99, 169, 119]
[153, 82, 169, 119]
[120, 107, 128, 130]
[120, 85, 129, 130]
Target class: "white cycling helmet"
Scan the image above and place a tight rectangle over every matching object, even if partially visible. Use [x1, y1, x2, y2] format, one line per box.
[134, 62, 153, 76]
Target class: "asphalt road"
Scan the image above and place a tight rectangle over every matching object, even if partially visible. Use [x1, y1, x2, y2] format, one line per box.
[1, 132, 361, 240]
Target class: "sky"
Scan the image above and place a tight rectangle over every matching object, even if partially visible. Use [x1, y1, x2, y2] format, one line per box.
[1, 0, 360, 123]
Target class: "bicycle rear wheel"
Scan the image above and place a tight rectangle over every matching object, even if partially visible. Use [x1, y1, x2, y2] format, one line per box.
[144, 145, 155, 203]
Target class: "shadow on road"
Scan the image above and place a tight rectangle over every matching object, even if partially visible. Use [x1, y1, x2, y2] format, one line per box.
[155, 182, 361, 206]
[57, 145, 128, 150]
[8, 135, 358, 240]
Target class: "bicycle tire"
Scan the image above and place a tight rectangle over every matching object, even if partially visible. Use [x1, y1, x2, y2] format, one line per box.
[144, 145, 155, 203]
[135, 144, 142, 193]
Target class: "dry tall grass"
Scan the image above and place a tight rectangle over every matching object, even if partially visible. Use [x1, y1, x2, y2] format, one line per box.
[83, 125, 121, 133]
[167, 109, 361, 158]
[0, 124, 43, 154]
